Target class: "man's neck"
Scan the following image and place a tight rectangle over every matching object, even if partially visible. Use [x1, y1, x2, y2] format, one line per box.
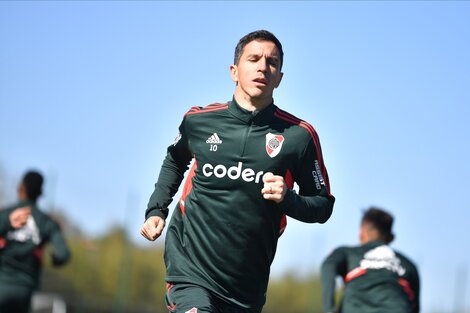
[233, 93, 272, 112]
[361, 236, 384, 245]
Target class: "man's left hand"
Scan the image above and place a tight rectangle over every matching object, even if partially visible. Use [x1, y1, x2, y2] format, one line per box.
[261, 172, 287, 203]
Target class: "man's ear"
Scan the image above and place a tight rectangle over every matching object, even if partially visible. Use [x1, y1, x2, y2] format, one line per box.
[275, 72, 284, 88]
[230, 64, 238, 83]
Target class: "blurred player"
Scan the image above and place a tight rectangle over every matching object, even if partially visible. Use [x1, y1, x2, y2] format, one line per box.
[0, 170, 71, 313]
[141, 30, 335, 312]
[321, 207, 419, 313]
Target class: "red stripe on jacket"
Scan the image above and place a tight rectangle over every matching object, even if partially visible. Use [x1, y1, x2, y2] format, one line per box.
[344, 267, 367, 282]
[166, 283, 177, 311]
[185, 103, 228, 116]
[278, 169, 295, 236]
[179, 159, 197, 215]
[398, 278, 416, 303]
[274, 108, 332, 195]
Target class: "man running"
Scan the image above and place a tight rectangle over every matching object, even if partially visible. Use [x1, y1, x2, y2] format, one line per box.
[321, 207, 419, 313]
[141, 29, 335, 313]
[0, 170, 71, 313]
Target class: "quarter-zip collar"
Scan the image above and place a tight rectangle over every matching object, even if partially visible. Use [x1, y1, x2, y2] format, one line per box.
[363, 240, 387, 248]
[228, 96, 276, 125]
[17, 200, 37, 210]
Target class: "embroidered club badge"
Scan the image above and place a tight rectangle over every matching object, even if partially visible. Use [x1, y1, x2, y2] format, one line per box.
[265, 133, 285, 158]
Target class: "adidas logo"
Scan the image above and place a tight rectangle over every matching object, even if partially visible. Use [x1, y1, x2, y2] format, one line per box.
[206, 133, 222, 144]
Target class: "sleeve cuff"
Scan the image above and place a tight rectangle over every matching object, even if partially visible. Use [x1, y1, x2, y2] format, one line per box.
[145, 207, 167, 220]
[277, 189, 296, 212]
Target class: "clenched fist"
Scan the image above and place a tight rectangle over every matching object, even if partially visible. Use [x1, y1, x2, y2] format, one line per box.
[261, 172, 288, 203]
[9, 206, 31, 229]
[140, 216, 166, 241]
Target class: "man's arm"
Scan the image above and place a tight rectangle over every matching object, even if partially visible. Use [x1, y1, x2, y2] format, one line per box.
[48, 221, 71, 266]
[321, 247, 347, 313]
[141, 119, 192, 240]
[407, 261, 420, 313]
[0, 209, 13, 235]
[397, 253, 420, 313]
[277, 136, 335, 223]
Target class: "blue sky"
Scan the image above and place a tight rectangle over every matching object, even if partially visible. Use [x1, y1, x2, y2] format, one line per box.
[1, 2, 469, 312]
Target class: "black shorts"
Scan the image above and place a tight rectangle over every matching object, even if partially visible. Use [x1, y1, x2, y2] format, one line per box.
[165, 282, 261, 313]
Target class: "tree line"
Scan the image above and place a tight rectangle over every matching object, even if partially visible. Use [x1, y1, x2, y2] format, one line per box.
[40, 221, 325, 313]
[0, 167, 325, 313]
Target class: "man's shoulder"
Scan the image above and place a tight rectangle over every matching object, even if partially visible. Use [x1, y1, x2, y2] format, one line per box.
[329, 244, 372, 258]
[394, 249, 418, 268]
[32, 208, 61, 229]
[183, 102, 229, 118]
[272, 106, 303, 121]
[272, 106, 319, 140]
[1, 201, 29, 212]
[329, 244, 358, 255]
[0, 204, 17, 212]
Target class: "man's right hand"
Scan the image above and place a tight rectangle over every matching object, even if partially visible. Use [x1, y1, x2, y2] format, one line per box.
[140, 216, 166, 241]
[9, 206, 31, 229]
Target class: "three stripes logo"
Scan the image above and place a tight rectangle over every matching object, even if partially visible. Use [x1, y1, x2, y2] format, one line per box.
[206, 133, 222, 152]
[206, 133, 222, 144]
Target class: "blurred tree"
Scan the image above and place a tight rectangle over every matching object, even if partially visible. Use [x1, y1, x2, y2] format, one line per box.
[41, 225, 167, 313]
[264, 272, 323, 313]
[37, 209, 326, 313]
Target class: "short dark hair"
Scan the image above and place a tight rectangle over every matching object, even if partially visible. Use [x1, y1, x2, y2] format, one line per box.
[22, 170, 44, 202]
[362, 207, 395, 244]
[234, 30, 284, 70]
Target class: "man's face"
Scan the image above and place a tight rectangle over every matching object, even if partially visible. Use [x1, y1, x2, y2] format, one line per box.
[18, 183, 27, 201]
[359, 223, 367, 244]
[230, 40, 283, 106]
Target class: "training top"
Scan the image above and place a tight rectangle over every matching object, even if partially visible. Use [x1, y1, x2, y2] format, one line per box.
[0, 201, 71, 289]
[146, 98, 335, 309]
[321, 240, 420, 313]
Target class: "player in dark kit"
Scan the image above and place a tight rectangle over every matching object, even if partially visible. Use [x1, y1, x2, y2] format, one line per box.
[0, 170, 71, 313]
[141, 30, 335, 313]
[321, 207, 419, 313]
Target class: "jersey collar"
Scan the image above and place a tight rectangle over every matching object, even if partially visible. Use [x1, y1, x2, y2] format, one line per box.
[228, 96, 276, 124]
